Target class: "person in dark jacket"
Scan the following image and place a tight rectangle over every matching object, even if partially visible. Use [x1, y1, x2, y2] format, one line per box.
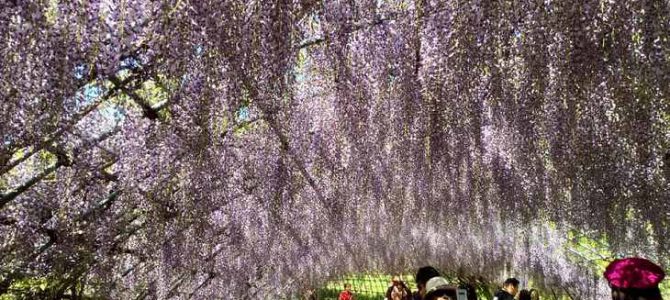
[492, 278, 519, 300]
[458, 283, 478, 300]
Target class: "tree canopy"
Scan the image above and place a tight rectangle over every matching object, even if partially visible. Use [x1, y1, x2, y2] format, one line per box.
[1, 0, 669, 298]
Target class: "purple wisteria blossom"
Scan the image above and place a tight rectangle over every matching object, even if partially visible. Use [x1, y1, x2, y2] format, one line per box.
[1, 0, 669, 299]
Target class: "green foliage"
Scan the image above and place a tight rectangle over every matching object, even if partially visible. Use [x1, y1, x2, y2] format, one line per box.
[564, 229, 670, 299]
[565, 229, 613, 273]
[136, 78, 169, 107]
[0, 277, 49, 300]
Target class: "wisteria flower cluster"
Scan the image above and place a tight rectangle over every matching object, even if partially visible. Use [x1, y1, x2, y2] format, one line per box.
[1, 0, 669, 298]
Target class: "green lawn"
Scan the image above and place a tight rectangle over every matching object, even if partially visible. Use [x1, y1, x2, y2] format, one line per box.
[317, 274, 417, 300]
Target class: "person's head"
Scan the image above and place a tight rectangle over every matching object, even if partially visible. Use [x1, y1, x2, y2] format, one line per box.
[610, 287, 662, 300]
[518, 289, 531, 300]
[529, 289, 539, 300]
[503, 278, 520, 296]
[424, 277, 457, 300]
[344, 283, 352, 291]
[416, 266, 441, 298]
[393, 275, 402, 286]
[604, 257, 665, 300]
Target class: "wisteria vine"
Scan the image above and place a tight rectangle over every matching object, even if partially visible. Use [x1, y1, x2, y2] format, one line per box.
[1, 0, 669, 299]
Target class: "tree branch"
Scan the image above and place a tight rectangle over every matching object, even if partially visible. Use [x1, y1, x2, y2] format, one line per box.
[109, 75, 162, 120]
[0, 73, 140, 177]
[0, 128, 120, 210]
[298, 13, 397, 49]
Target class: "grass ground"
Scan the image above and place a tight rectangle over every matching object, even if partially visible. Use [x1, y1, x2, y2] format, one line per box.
[316, 274, 416, 300]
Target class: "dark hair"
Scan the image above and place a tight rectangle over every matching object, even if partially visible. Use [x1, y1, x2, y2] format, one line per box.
[611, 286, 662, 300]
[518, 289, 531, 300]
[416, 266, 441, 286]
[503, 278, 519, 287]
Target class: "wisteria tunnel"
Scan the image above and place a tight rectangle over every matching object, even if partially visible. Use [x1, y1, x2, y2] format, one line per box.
[1, 0, 670, 299]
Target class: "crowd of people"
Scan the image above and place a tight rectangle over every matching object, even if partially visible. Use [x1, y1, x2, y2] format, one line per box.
[326, 257, 666, 300]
